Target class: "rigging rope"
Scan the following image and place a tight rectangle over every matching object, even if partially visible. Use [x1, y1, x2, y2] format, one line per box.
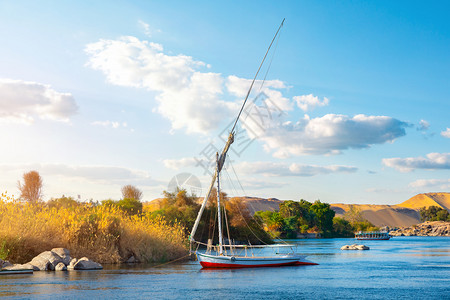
[230, 18, 285, 134]
[258, 25, 283, 92]
[151, 253, 191, 268]
[227, 159, 290, 245]
[239, 22, 283, 131]
[222, 164, 270, 245]
[221, 195, 233, 255]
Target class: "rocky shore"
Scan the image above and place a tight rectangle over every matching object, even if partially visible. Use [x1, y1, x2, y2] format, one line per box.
[0, 248, 102, 271]
[389, 221, 450, 237]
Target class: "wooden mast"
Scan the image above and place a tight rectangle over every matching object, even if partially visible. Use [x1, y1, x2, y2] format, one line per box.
[216, 152, 224, 255]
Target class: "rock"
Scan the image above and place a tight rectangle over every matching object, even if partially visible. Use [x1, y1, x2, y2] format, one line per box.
[55, 262, 67, 271]
[2, 260, 13, 268]
[67, 258, 77, 270]
[73, 257, 103, 270]
[51, 248, 72, 265]
[356, 245, 370, 250]
[388, 221, 450, 237]
[28, 250, 63, 271]
[341, 244, 369, 250]
[3, 263, 39, 271]
[125, 256, 137, 263]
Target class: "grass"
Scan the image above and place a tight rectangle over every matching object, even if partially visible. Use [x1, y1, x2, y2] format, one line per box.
[0, 192, 188, 264]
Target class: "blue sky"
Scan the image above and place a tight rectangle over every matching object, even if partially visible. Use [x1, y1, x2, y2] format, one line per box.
[0, 1, 448, 204]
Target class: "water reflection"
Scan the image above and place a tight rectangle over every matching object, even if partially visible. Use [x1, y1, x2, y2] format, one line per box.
[1, 237, 449, 299]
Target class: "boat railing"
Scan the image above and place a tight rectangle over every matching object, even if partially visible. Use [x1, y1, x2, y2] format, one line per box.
[194, 240, 297, 257]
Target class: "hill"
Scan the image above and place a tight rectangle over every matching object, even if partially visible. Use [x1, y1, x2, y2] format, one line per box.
[146, 192, 450, 228]
[234, 192, 450, 227]
[330, 204, 420, 227]
[235, 197, 282, 215]
[397, 193, 450, 211]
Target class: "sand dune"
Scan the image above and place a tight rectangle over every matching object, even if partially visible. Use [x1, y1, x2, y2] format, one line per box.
[241, 192, 449, 227]
[237, 197, 282, 215]
[330, 204, 421, 227]
[146, 193, 449, 228]
[398, 193, 450, 211]
[330, 193, 449, 227]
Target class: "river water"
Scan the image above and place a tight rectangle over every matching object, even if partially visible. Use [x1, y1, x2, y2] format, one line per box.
[1, 237, 449, 299]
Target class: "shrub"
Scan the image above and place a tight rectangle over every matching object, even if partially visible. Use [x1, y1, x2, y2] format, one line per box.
[0, 192, 187, 264]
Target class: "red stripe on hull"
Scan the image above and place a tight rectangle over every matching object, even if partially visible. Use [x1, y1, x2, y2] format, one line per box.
[356, 238, 390, 240]
[200, 261, 318, 268]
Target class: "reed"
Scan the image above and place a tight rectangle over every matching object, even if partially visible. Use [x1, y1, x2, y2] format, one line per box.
[0, 192, 187, 264]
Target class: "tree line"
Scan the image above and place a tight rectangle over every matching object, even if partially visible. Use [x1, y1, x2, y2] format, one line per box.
[255, 200, 378, 238]
[17, 170, 144, 214]
[15, 170, 381, 241]
[419, 206, 450, 222]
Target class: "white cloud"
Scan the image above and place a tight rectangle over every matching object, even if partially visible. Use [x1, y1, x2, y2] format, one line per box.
[85, 36, 237, 134]
[138, 20, 151, 37]
[163, 157, 197, 170]
[91, 120, 127, 129]
[226, 75, 292, 113]
[236, 161, 357, 177]
[441, 128, 450, 138]
[0, 78, 78, 124]
[418, 119, 430, 131]
[383, 152, 450, 172]
[138, 20, 161, 38]
[227, 178, 288, 190]
[258, 114, 407, 157]
[409, 178, 450, 189]
[157, 72, 238, 134]
[0, 163, 162, 186]
[226, 75, 286, 97]
[85, 36, 196, 91]
[294, 94, 329, 111]
[85, 36, 408, 156]
[365, 187, 403, 193]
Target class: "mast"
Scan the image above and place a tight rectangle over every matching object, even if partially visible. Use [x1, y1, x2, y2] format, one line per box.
[216, 153, 224, 255]
[189, 18, 285, 243]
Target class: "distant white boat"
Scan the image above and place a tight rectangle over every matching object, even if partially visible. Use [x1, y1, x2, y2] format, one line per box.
[189, 19, 317, 269]
[355, 231, 390, 240]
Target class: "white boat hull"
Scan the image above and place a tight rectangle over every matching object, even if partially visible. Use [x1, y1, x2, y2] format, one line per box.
[197, 252, 317, 268]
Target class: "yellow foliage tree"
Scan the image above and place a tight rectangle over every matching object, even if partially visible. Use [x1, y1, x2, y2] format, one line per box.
[18, 170, 43, 203]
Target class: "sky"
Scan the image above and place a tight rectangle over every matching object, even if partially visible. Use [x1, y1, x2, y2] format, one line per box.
[0, 1, 449, 204]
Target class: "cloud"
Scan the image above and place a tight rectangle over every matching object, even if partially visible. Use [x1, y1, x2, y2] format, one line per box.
[157, 72, 238, 134]
[365, 187, 403, 193]
[236, 161, 357, 177]
[163, 157, 197, 170]
[138, 20, 161, 38]
[85, 36, 238, 134]
[257, 114, 408, 157]
[409, 178, 450, 190]
[382, 152, 450, 172]
[91, 120, 127, 129]
[0, 78, 78, 124]
[1, 163, 162, 186]
[85, 36, 196, 91]
[294, 94, 329, 111]
[417, 119, 430, 131]
[441, 128, 450, 138]
[85, 36, 408, 156]
[228, 178, 288, 190]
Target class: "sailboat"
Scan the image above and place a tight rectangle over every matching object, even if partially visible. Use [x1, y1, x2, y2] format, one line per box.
[189, 19, 318, 268]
